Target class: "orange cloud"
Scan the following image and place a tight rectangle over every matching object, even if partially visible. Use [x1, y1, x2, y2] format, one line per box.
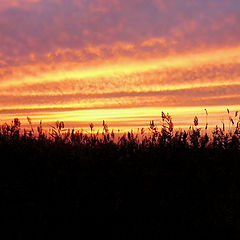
[0, 0, 41, 11]
[141, 38, 167, 47]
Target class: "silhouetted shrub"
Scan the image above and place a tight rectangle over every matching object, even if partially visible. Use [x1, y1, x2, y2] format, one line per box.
[1, 115, 240, 239]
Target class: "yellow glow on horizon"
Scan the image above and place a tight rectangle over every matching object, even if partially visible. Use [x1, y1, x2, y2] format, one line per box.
[1, 105, 239, 130]
[1, 43, 240, 130]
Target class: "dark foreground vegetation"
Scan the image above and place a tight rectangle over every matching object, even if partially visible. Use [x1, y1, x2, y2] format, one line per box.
[1, 113, 240, 239]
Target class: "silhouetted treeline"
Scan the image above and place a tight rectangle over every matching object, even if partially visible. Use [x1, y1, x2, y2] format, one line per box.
[1, 114, 240, 239]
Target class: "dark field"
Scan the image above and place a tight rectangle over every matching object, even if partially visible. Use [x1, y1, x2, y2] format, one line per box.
[1, 115, 240, 239]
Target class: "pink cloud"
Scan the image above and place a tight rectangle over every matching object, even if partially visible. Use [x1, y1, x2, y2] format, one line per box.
[0, 0, 239, 64]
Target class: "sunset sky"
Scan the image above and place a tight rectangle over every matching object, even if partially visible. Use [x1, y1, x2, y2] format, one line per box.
[0, 0, 240, 130]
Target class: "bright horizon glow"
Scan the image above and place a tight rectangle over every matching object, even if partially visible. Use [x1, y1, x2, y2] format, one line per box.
[1, 106, 239, 133]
